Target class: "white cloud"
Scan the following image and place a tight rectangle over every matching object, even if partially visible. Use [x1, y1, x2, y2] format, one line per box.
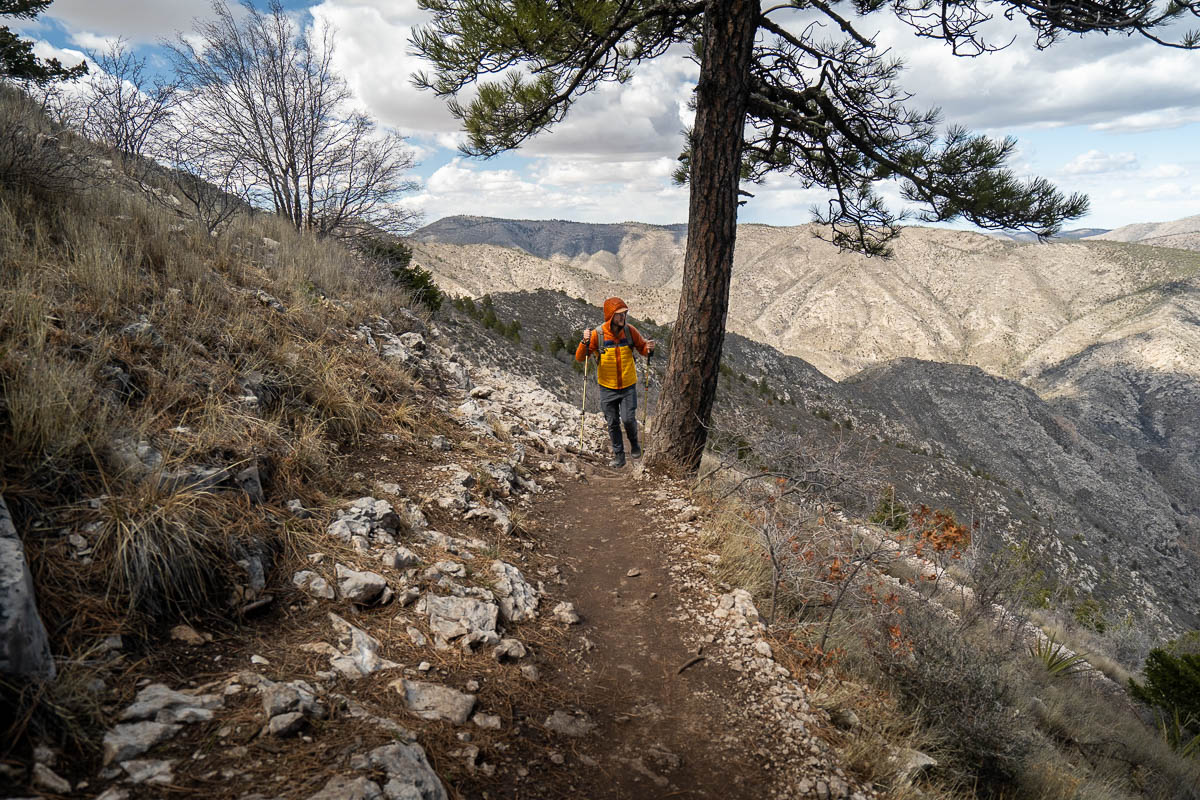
[532, 157, 677, 189]
[1062, 150, 1138, 175]
[873, 16, 1200, 134]
[30, 40, 88, 73]
[1093, 108, 1200, 133]
[411, 158, 687, 223]
[518, 49, 697, 161]
[1145, 164, 1187, 179]
[311, 1, 467, 136]
[67, 31, 121, 53]
[1146, 183, 1185, 201]
[45, 1, 220, 43]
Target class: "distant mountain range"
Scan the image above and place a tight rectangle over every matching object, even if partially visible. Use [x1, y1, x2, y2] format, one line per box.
[1085, 213, 1200, 252]
[413, 213, 1200, 635]
[992, 228, 1110, 243]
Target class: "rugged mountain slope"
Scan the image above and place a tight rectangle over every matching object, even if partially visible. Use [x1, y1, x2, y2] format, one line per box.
[411, 219, 1200, 628]
[994, 227, 1110, 243]
[412, 217, 1200, 382]
[846, 359, 1199, 631]
[1088, 213, 1200, 248]
[446, 290, 1200, 634]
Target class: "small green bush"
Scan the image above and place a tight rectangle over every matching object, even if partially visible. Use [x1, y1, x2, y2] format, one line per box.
[869, 486, 908, 531]
[1130, 643, 1200, 734]
[362, 238, 443, 312]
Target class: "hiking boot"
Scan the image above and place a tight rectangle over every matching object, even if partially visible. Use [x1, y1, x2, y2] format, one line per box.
[627, 424, 641, 458]
[608, 452, 626, 468]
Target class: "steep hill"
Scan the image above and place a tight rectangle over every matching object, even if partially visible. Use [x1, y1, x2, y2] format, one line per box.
[412, 217, 1200, 383]
[410, 218, 1200, 634]
[459, 290, 1199, 634]
[1087, 213, 1200, 249]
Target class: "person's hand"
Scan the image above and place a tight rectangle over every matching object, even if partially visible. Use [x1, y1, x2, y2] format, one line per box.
[646, 339, 656, 354]
[582, 328, 592, 345]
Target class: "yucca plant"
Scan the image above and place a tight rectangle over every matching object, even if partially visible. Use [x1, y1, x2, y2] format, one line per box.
[1155, 708, 1200, 758]
[1030, 634, 1093, 678]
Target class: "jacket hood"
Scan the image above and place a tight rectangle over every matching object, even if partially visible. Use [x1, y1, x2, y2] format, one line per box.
[603, 297, 628, 323]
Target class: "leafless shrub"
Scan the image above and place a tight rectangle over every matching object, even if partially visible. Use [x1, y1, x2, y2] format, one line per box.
[875, 601, 1035, 788]
[699, 423, 910, 659]
[141, 117, 249, 234]
[77, 38, 178, 161]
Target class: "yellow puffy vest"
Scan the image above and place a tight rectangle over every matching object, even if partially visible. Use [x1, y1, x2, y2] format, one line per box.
[594, 325, 638, 390]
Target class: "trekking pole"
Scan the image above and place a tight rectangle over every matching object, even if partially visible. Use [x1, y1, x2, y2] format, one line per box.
[642, 350, 652, 434]
[578, 354, 590, 452]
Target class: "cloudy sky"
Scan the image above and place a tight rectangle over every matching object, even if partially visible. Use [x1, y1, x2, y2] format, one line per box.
[16, 0, 1200, 231]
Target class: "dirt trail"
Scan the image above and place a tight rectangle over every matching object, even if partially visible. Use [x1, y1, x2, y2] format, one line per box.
[529, 459, 783, 799]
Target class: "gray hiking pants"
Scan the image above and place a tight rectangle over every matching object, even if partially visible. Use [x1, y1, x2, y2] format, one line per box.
[599, 384, 639, 455]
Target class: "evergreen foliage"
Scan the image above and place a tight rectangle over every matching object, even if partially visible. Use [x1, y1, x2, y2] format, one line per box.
[363, 238, 443, 312]
[0, 1, 87, 84]
[869, 486, 908, 531]
[412, 0, 1199, 469]
[1130, 645, 1200, 730]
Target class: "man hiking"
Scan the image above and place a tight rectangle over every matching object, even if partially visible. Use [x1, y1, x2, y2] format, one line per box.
[576, 297, 655, 468]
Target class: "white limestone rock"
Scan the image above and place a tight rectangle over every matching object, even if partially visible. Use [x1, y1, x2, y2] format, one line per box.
[544, 710, 596, 737]
[102, 722, 182, 765]
[327, 613, 400, 679]
[120, 758, 175, 785]
[293, 570, 335, 600]
[418, 594, 499, 648]
[0, 496, 55, 679]
[363, 742, 448, 800]
[336, 563, 388, 604]
[490, 561, 539, 623]
[392, 679, 476, 725]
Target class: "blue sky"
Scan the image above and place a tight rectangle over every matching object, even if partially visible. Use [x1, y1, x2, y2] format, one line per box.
[16, 0, 1200, 232]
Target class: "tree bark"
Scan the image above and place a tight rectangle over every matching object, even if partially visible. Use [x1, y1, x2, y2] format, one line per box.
[649, 0, 758, 472]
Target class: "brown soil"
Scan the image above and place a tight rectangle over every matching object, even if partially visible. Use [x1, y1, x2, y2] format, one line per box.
[524, 461, 777, 799]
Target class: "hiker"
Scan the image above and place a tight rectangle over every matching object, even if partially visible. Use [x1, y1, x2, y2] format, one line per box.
[576, 297, 655, 468]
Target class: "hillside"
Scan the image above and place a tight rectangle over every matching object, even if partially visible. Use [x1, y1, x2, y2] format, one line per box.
[412, 216, 1200, 382]
[409, 218, 1200, 627]
[1087, 213, 1200, 249]
[453, 290, 1199, 635]
[5, 87, 1200, 800]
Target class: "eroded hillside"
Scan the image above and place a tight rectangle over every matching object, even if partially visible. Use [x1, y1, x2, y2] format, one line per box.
[412, 217, 1200, 383]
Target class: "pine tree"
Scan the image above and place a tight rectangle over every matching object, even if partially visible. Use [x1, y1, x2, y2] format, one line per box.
[1, 1, 87, 84]
[413, 0, 1199, 470]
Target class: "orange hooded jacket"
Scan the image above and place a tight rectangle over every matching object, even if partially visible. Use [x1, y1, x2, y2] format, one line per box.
[575, 297, 650, 390]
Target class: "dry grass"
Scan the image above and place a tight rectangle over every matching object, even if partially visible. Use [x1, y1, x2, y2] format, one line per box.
[0, 85, 431, 757]
[695, 463, 1200, 800]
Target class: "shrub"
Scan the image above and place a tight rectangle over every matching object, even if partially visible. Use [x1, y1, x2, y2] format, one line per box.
[1072, 596, 1107, 633]
[0, 84, 92, 199]
[869, 485, 908, 531]
[875, 603, 1033, 788]
[1130, 645, 1200, 731]
[362, 238, 443, 312]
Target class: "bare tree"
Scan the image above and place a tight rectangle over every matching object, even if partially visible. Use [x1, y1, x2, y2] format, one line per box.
[145, 116, 249, 234]
[166, 0, 419, 238]
[78, 38, 178, 161]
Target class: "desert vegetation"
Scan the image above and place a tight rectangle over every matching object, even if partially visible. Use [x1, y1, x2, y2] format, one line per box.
[695, 422, 1200, 798]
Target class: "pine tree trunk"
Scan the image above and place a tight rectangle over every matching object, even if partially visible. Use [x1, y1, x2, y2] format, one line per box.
[649, 0, 757, 472]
